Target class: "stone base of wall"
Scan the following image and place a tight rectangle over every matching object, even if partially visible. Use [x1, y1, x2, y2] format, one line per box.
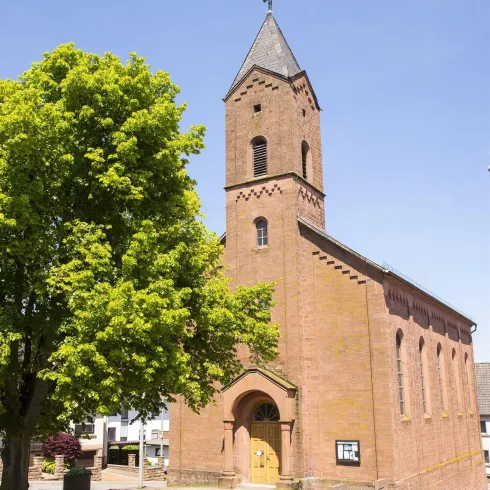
[167, 467, 222, 485]
[107, 458, 166, 481]
[300, 478, 375, 490]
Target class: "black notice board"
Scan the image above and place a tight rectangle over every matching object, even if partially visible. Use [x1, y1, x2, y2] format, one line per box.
[335, 440, 360, 466]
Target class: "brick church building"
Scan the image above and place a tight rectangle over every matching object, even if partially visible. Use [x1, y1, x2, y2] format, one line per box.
[168, 6, 486, 490]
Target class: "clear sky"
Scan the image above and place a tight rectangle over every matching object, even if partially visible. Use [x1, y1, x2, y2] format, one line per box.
[2, 0, 489, 360]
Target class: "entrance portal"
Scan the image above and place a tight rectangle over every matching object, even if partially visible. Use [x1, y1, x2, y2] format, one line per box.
[251, 403, 280, 484]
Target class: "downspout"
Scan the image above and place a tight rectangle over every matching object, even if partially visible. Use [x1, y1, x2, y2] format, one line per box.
[364, 279, 379, 481]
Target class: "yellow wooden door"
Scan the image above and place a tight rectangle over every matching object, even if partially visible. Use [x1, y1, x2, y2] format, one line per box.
[251, 423, 281, 484]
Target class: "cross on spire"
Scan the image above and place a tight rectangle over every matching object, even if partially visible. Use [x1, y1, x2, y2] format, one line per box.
[263, 0, 273, 13]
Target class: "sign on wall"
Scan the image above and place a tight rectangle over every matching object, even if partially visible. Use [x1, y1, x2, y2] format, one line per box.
[335, 440, 360, 466]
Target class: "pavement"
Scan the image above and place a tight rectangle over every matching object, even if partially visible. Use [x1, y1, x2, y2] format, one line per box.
[29, 483, 166, 490]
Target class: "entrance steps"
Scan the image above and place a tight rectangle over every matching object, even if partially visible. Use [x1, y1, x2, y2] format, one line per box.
[238, 484, 275, 490]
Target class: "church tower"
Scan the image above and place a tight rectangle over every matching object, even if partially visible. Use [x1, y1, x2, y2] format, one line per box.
[223, 8, 326, 378]
[223, 7, 325, 232]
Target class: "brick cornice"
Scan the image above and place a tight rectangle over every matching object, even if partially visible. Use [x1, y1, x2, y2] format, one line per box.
[224, 171, 326, 197]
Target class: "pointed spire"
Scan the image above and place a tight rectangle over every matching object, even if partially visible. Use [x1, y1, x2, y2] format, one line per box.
[227, 12, 302, 96]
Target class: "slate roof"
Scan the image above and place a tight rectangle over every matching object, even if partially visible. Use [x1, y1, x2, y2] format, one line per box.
[228, 12, 302, 94]
[476, 363, 490, 416]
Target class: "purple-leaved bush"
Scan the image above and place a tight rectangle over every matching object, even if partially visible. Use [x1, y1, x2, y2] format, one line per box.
[42, 433, 82, 463]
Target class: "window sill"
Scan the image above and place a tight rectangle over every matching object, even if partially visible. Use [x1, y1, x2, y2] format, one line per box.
[424, 414, 432, 420]
[442, 412, 449, 419]
[457, 411, 463, 417]
[255, 246, 269, 251]
[469, 411, 475, 416]
[401, 416, 412, 423]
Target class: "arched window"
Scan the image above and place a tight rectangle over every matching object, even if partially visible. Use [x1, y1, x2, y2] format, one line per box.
[419, 338, 427, 414]
[256, 220, 268, 247]
[452, 348, 462, 413]
[436, 344, 447, 413]
[396, 333, 405, 416]
[253, 138, 268, 177]
[253, 403, 280, 421]
[464, 353, 473, 411]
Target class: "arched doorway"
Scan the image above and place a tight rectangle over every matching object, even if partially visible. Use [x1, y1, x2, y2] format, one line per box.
[219, 367, 296, 487]
[251, 403, 281, 484]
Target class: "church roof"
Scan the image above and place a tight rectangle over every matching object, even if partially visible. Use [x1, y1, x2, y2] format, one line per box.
[228, 11, 302, 95]
[296, 216, 476, 326]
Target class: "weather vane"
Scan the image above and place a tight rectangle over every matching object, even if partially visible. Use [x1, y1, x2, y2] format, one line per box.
[263, 0, 273, 12]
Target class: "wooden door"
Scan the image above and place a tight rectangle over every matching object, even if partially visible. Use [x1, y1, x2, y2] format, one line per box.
[251, 423, 281, 484]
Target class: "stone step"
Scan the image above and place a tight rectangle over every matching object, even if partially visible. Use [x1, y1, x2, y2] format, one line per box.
[238, 484, 275, 490]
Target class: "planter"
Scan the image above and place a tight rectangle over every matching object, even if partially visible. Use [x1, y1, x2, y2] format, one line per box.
[63, 473, 91, 490]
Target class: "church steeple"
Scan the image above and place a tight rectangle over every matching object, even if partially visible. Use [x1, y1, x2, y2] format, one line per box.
[227, 12, 303, 98]
[223, 8, 325, 231]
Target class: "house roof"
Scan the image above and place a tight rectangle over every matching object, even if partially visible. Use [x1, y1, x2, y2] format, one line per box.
[476, 363, 490, 416]
[228, 12, 302, 96]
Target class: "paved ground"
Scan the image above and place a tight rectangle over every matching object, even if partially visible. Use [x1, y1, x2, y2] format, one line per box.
[29, 483, 166, 490]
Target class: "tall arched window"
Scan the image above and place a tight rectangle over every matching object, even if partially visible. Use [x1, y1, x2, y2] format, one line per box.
[452, 348, 462, 413]
[301, 141, 310, 179]
[396, 333, 405, 416]
[436, 344, 448, 414]
[256, 220, 268, 247]
[464, 353, 473, 411]
[253, 138, 268, 177]
[419, 338, 428, 414]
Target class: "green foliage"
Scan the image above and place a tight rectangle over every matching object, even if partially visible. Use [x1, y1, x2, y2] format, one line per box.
[0, 42, 278, 455]
[41, 459, 56, 474]
[41, 459, 71, 474]
[65, 466, 91, 477]
[0, 44, 278, 452]
[121, 445, 139, 451]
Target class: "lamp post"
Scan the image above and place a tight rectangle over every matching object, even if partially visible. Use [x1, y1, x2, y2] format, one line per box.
[138, 420, 145, 488]
[160, 409, 164, 461]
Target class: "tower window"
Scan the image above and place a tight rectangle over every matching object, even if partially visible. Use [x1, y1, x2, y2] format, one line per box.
[253, 138, 267, 177]
[302, 109, 306, 117]
[254, 104, 262, 113]
[256, 220, 268, 247]
[301, 141, 310, 180]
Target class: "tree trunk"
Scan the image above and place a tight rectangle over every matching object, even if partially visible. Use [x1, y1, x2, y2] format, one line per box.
[0, 432, 32, 490]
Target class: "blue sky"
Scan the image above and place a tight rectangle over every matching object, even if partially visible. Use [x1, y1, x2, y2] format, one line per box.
[2, 0, 489, 360]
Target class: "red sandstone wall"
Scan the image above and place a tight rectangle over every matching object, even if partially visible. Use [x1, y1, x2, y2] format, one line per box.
[383, 280, 486, 489]
[296, 224, 388, 484]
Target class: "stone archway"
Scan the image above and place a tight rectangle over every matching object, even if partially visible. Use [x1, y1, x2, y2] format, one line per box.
[218, 368, 296, 489]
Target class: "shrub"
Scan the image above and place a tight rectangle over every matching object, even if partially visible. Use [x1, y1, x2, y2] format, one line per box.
[42, 432, 82, 463]
[41, 459, 56, 474]
[41, 458, 71, 474]
[65, 466, 92, 477]
[121, 445, 139, 451]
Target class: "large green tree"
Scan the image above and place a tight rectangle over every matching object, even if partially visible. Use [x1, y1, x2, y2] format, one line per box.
[0, 44, 278, 490]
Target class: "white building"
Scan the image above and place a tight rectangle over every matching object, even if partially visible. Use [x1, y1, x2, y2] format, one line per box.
[476, 363, 490, 478]
[73, 406, 170, 467]
[107, 407, 169, 467]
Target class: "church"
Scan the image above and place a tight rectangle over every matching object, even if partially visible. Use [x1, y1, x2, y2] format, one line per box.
[168, 5, 486, 490]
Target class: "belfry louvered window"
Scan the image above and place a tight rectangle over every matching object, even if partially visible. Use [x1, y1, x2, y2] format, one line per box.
[302, 141, 308, 179]
[253, 139, 268, 177]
